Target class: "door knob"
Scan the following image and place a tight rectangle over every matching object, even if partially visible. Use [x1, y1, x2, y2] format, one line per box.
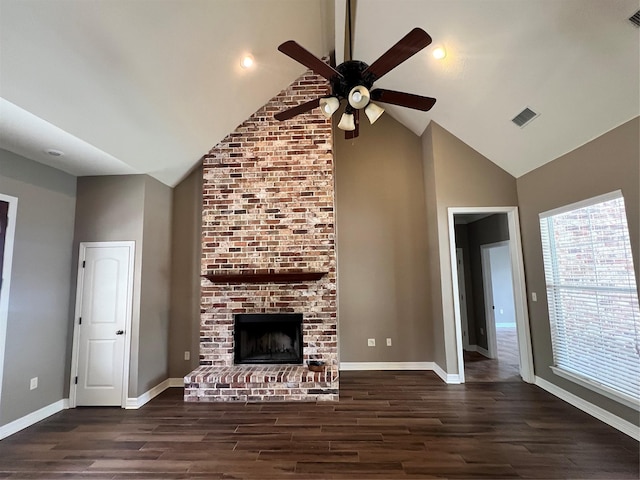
[116, 330, 124, 335]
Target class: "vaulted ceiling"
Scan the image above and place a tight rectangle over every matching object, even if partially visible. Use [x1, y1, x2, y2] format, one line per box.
[1, 0, 638, 186]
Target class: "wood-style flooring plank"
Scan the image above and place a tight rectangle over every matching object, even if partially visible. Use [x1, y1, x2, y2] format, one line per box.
[0, 370, 637, 479]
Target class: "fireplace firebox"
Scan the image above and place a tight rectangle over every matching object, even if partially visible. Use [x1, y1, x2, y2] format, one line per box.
[234, 313, 303, 365]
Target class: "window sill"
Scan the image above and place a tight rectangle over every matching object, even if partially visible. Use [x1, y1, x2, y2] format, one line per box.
[550, 366, 639, 411]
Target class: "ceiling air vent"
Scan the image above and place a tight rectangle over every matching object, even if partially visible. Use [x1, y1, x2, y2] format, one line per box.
[511, 107, 539, 128]
[629, 10, 640, 27]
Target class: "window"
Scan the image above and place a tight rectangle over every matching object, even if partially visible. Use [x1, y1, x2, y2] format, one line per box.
[539, 190, 640, 408]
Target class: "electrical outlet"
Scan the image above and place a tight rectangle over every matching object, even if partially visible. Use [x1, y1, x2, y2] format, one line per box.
[386, 338, 392, 347]
[531, 292, 537, 302]
[499, 308, 504, 315]
[184, 351, 190, 361]
[30, 377, 38, 390]
[367, 338, 376, 347]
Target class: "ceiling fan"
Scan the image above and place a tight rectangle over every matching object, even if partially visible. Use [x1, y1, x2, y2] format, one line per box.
[274, 5, 436, 139]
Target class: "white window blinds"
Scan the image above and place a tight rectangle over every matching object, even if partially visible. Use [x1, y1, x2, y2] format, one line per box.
[539, 190, 640, 405]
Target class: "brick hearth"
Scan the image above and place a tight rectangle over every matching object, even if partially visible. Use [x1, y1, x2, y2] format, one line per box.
[184, 64, 338, 402]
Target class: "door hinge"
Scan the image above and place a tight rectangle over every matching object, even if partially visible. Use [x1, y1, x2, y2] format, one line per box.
[74, 376, 78, 385]
[82, 260, 86, 268]
[78, 317, 82, 325]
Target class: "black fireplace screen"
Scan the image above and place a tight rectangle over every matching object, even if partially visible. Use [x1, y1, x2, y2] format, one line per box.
[234, 313, 303, 365]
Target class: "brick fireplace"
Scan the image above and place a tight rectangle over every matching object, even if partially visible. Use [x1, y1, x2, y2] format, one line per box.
[184, 66, 338, 402]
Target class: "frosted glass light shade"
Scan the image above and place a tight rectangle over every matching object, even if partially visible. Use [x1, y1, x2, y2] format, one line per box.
[348, 85, 370, 109]
[337, 112, 356, 131]
[364, 102, 385, 124]
[319, 97, 340, 118]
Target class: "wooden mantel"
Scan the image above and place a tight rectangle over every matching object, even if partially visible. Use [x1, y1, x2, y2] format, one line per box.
[202, 271, 328, 284]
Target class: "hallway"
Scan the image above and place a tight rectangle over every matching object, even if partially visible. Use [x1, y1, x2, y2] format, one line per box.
[464, 326, 520, 383]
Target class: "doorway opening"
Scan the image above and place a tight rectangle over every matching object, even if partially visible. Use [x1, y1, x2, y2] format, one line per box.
[477, 240, 520, 380]
[448, 207, 534, 384]
[0, 194, 18, 405]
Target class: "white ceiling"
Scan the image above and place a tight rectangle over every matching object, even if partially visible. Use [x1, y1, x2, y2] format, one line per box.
[1, 0, 638, 186]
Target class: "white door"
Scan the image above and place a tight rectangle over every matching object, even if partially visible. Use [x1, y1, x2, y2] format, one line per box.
[0, 194, 18, 408]
[73, 242, 134, 406]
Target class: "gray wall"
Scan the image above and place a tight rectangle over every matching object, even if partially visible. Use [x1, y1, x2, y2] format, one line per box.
[74, 175, 172, 397]
[169, 166, 202, 377]
[138, 176, 172, 394]
[454, 214, 511, 350]
[423, 122, 518, 372]
[453, 224, 476, 346]
[334, 118, 519, 370]
[74, 176, 145, 396]
[335, 114, 432, 363]
[0, 149, 76, 426]
[517, 116, 639, 425]
[467, 214, 510, 350]
[489, 244, 515, 326]
[421, 123, 441, 366]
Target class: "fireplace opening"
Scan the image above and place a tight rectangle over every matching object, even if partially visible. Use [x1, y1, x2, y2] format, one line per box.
[234, 313, 303, 365]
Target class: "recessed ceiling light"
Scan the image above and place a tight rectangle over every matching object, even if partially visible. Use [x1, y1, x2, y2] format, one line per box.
[240, 54, 254, 69]
[45, 149, 64, 157]
[432, 46, 446, 60]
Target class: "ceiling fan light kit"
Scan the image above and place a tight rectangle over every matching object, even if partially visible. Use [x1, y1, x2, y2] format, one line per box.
[337, 112, 356, 131]
[348, 85, 370, 109]
[364, 102, 385, 124]
[276, 27, 436, 139]
[319, 97, 340, 118]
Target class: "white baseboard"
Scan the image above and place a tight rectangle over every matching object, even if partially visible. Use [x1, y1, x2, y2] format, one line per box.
[432, 362, 462, 384]
[476, 346, 491, 358]
[0, 378, 186, 438]
[168, 377, 185, 387]
[466, 344, 491, 358]
[125, 377, 184, 409]
[535, 376, 639, 441]
[0, 398, 69, 440]
[339, 362, 461, 384]
[339, 361, 432, 371]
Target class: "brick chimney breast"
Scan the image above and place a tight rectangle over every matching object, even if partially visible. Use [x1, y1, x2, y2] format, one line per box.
[185, 64, 338, 402]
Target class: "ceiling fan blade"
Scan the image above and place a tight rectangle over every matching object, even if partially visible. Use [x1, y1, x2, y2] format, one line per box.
[275, 98, 321, 121]
[345, 108, 360, 139]
[278, 41, 343, 81]
[363, 28, 432, 81]
[371, 88, 436, 111]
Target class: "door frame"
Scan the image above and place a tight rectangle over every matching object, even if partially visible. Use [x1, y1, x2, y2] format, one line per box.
[481, 240, 512, 359]
[455, 248, 470, 350]
[69, 241, 135, 408]
[448, 206, 534, 383]
[0, 194, 18, 405]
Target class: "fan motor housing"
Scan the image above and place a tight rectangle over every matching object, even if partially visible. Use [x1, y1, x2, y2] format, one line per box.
[331, 60, 375, 100]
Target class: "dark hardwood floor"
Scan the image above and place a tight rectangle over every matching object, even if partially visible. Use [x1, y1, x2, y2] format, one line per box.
[0, 371, 637, 479]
